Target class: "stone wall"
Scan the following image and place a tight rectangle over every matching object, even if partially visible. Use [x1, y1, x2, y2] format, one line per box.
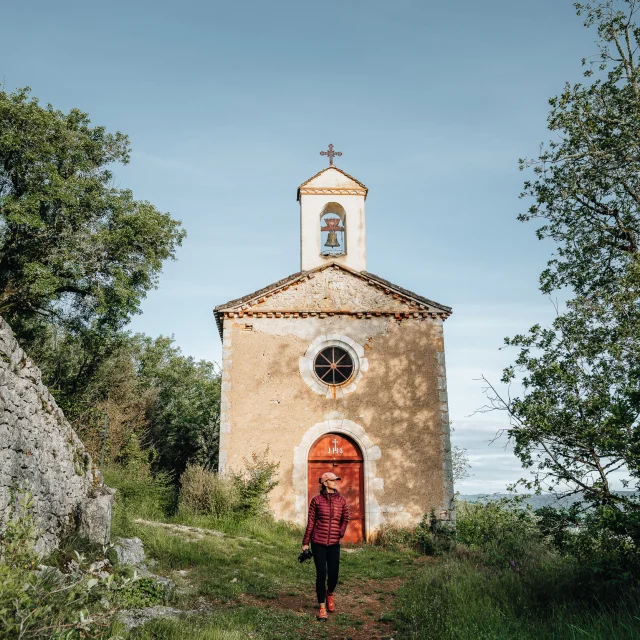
[0, 316, 113, 555]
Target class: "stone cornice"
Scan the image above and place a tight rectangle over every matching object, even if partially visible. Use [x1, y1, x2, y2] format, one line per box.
[223, 310, 448, 320]
[298, 187, 367, 197]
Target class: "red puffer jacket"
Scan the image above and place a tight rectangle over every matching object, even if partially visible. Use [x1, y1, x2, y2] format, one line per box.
[302, 489, 350, 546]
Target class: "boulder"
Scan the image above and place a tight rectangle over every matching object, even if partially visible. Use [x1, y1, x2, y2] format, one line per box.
[113, 537, 146, 566]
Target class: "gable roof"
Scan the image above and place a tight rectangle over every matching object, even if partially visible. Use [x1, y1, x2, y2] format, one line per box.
[213, 262, 451, 338]
[297, 167, 368, 201]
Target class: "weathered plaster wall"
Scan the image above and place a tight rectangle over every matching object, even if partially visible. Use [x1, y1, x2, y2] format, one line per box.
[300, 194, 366, 273]
[0, 316, 114, 554]
[300, 174, 366, 272]
[219, 312, 453, 535]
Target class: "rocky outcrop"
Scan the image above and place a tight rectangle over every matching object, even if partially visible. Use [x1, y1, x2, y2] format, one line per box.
[0, 316, 114, 554]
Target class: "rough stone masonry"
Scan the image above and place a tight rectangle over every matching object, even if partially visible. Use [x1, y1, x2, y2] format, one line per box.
[0, 316, 114, 554]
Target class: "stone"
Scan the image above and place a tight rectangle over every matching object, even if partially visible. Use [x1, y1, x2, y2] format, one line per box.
[154, 575, 176, 597]
[78, 487, 116, 545]
[0, 316, 114, 555]
[88, 558, 111, 579]
[113, 537, 146, 566]
[117, 606, 188, 632]
[36, 564, 65, 580]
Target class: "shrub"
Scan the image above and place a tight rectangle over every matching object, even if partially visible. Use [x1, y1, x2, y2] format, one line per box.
[413, 510, 456, 555]
[370, 524, 416, 551]
[456, 497, 544, 566]
[371, 510, 454, 555]
[178, 452, 280, 520]
[0, 491, 113, 639]
[233, 451, 280, 517]
[110, 575, 170, 609]
[179, 464, 240, 518]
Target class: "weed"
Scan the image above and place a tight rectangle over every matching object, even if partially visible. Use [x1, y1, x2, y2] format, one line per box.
[0, 491, 115, 639]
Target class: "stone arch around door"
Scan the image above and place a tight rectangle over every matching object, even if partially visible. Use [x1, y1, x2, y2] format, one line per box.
[308, 433, 364, 543]
[293, 419, 383, 541]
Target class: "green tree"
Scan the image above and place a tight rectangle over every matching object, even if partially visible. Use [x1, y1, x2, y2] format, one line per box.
[519, 1, 640, 297]
[0, 87, 185, 336]
[135, 335, 221, 479]
[485, 0, 640, 550]
[31, 331, 222, 478]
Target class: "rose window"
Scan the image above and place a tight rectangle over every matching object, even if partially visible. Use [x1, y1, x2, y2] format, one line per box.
[313, 346, 355, 386]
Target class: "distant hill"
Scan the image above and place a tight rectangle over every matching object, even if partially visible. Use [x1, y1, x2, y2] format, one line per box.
[458, 492, 637, 510]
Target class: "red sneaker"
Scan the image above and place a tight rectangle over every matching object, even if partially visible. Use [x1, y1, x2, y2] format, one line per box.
[317, 603, 328, 621]
[327, 592, 335, 612]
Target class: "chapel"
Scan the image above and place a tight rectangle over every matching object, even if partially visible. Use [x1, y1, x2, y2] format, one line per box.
[214, 148, 454, 542]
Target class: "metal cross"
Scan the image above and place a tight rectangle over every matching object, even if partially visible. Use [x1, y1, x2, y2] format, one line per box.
[320, 143, 342, 166]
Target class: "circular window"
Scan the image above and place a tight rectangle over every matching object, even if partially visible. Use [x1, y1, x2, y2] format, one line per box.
[313, 346, 355, 386]
[300, 335, 368, 398]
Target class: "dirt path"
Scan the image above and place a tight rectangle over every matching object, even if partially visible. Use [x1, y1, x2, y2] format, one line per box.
[133, 518, 265, 544]
[238, 556, 434, 640]
[135, 518, 423, 639]
[241, 576, 404, 640]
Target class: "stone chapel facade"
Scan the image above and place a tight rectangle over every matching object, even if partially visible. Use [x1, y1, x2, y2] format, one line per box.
[214, 163, 454, 541]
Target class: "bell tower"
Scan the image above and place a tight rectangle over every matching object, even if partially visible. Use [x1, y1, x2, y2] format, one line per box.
[297, 146, 368, 272]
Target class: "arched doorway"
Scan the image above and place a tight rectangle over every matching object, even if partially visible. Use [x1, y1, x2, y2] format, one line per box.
[308, 433, 364, 543]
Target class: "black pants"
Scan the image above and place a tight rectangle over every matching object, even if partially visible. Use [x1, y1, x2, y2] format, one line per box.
[311, 543, 340, 603]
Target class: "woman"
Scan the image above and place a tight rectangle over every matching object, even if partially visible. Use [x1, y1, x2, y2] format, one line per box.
[302, 471, 350, 621]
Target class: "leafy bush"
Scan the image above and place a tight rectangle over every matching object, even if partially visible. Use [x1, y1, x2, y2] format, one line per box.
[179, 464, 240, 518]
[0, 492, 113, 639]
[534, 504, 582, 550]
[456, 497, 544, 565]
[534, 503, 640, 586]
[110, 574, 170, 609]
[370, 524, 416, 551]
[371, 510, 454, 555]
[178, 452, 279, 520]
[233, 451, 280, 517]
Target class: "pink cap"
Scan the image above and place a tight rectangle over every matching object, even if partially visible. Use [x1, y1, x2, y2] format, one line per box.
[319, 472, 341, 483]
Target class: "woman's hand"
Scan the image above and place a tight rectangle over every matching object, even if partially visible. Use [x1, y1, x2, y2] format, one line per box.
[302, 544, 309, 551]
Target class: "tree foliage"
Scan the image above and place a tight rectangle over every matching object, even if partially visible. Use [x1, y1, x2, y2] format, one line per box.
[0, 86, 221, 479]
[0, 87, 185, 337]
[450, 425, 472, 485]
[519, 1, 640, 297]
[41, 331, 222, 480]
[135, 335, 221, 478]
[486, 0, 640, 552]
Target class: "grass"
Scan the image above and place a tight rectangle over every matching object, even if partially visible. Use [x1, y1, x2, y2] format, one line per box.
[132, 515, 416, 604]
[103, 466, 640, 639]
[104, 463, 416, 638]
[121, 608, 309, 640]
[394, 554, 640, 639]
[394, 540, 640, 640]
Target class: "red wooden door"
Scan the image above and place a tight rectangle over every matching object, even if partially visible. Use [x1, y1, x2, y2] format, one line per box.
[308, 434, 364, 543]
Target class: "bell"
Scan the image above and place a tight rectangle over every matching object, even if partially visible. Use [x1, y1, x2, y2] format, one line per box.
[324, 231, 340, 248]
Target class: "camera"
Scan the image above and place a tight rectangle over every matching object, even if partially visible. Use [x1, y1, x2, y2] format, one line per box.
[297, 548, 313, 563]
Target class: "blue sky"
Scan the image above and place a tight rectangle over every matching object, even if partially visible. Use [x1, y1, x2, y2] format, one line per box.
[2, 0, 606, 492]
